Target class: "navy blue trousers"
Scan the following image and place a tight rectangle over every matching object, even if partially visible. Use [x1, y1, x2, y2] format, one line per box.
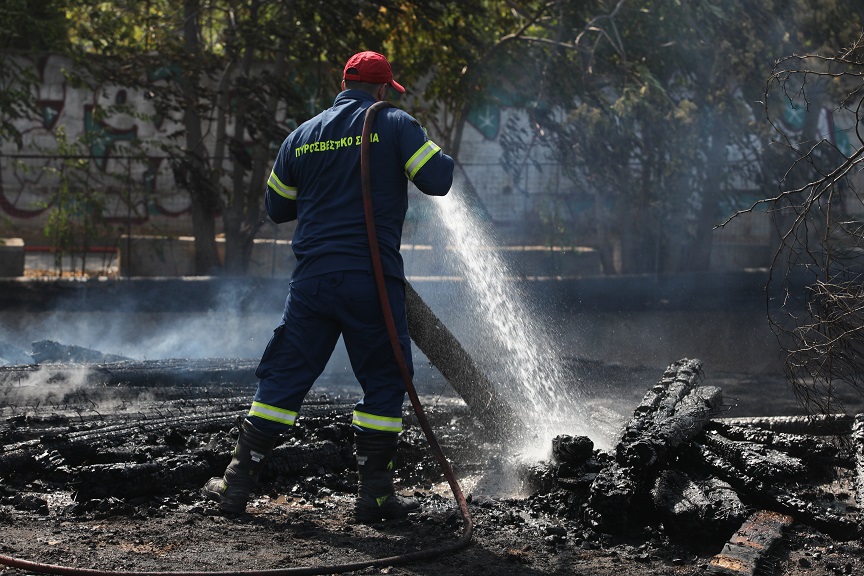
[248, 270, 412, 435]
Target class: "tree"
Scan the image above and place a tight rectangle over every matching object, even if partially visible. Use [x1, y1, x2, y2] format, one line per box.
[59, 0, 505, 275]
[7, 1, 560, 274]
[61, 1, 285, 274]
[463, 1, 799, 274]
[59, 1, 387, 274]
[0, 0, 68, 147]
[735, 24, 864, 414]
[372, 1, 525, 154]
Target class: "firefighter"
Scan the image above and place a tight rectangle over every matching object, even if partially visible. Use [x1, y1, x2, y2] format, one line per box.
[203, 51, 454, 522]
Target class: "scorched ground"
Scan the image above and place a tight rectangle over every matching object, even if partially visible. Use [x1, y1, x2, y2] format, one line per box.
[1, 355, 863, 576]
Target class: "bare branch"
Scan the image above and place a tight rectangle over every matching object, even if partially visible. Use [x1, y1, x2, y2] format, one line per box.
[752, 34, 864, 414]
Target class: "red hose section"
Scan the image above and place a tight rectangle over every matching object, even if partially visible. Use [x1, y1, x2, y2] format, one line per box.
[0, 100, 473, 576]
[359, 100, 474, 542]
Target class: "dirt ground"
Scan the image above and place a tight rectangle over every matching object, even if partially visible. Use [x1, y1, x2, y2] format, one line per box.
[1, 357, 863, 576]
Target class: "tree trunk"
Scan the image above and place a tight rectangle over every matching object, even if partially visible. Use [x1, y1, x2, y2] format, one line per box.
[223, 1, 292, 276]
[680, 107, 730, 271]
[405, 282, 514, 438]
[651, 469, 747, 541]
[621, 136, 658, 274]
[182, 0, 220, 275]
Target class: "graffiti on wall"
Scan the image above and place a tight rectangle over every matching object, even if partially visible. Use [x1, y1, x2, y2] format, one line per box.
[0, 55, 259, 233]
[2, 55, 575, 244]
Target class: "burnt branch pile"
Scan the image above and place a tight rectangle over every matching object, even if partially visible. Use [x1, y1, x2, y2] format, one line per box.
[2, 352, 862, 559]
[0, 393, 359, 505]
[537, 358, 862, 544]
[0, 354, 473, 520]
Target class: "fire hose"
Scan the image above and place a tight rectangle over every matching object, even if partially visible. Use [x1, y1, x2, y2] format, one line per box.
[0, 100, 472, 576]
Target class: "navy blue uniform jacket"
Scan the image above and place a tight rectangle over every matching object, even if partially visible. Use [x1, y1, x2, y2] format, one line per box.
[265, 89, 453, 281]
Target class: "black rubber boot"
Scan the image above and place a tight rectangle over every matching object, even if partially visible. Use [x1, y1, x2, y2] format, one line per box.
[354, 432, 420, 523]
[202, 417, 278, 513]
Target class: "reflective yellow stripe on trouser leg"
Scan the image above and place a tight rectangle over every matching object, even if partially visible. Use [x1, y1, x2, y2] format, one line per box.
[352, 410, 402, 433]
[248, 401, 298, 426]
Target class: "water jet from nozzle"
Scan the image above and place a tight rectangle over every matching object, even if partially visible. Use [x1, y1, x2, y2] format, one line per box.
[429, 187, 598, 459]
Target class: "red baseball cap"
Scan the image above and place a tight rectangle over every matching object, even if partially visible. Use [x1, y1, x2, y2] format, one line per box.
[343, 51, 406, 94]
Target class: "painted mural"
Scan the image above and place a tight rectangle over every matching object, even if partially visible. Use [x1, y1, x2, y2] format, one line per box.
[7, 55, 853, 253]
[2, 55, 538, 246]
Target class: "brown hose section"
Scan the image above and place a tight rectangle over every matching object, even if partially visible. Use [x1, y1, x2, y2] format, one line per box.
[0, 99, 472, 576]
[358, 99, 475, 544]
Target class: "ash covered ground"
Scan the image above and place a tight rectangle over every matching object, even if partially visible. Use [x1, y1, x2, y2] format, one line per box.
[1, 350, 863, 576]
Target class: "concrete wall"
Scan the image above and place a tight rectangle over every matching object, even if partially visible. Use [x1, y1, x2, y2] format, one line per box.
[117, 236, 296, 277]
[0, 239, 24, 277]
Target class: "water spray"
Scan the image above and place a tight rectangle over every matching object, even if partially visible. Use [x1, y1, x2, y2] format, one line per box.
[431, 189, 596, 455]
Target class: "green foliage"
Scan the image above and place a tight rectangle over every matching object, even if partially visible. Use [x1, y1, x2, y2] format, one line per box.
[376, 1, 526, 148]
[0, 0, 69, 146]
[0, 60, 37, 148]
[484, 0, 864, 273]
[0, 0, 68, 51]
[41, 127, 110, 275]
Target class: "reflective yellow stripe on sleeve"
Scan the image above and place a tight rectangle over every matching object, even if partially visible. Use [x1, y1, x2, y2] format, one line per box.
[352, 410, 402, 433]
[404, 141, 441, 180]
[249, 401, 298, 426]
[267, 170, 297, 200]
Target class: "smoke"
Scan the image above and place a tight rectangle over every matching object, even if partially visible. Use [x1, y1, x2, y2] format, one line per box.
[0, 279, 367, 407]
[1, 363, 91, 404]
[0, 362, 169, 417]
[0, 300, 278, 362]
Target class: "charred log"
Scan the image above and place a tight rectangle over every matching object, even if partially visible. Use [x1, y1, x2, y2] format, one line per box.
[585, 461, 638, 534]
[706, 420, 849, 467]
[854, 414, 864, 521]
[552, 435, 594, 466]
[405, 282, 513, 437]
[616, 358, 706, 468]
[70, 456, 207, 500]
[698, 429, 809, 482]
[0, 358, 260, 389]
[622, 358, 704, 429]
[0, 409, 241, 477]
[706, 510, 794, 576]
[617, 385, 722, 468]
[681, 441, 860, 540]
[717, 414, 855, 436]
[30, 340, 133, 364]
[576, 358, 860, 542]
[69, 440, 351, 500]
[587, 360, 717, 535]
[650, 468, 749, 541]
[266, 440, 350, 478]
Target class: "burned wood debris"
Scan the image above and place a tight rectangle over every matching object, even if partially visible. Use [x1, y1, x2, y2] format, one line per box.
[705, 509, 794, 576]
[1, 347, 862, 562]
[30, 340, 134, 364]
[1, 340, 260, 390]
[530, 358, 862, 546]
[0, 390, 361, 505]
